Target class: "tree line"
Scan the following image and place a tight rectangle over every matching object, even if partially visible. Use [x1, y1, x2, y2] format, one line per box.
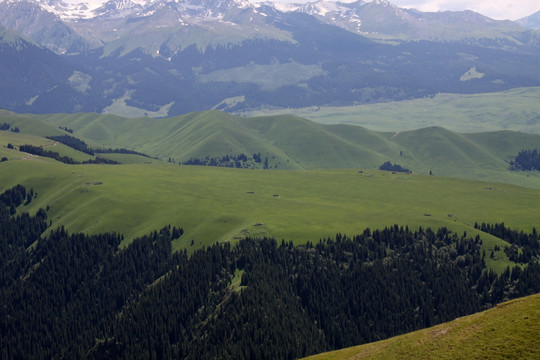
[19, 144, 120, 165]
[0, 122, 19, 133]
[510, 149, 540, 171]
[1, 185, 539, 359]
[48, 134, 156, 159]
[379, 161, 411, 173]
[182, 153, 271, 169]
[475, 222, 539, 263]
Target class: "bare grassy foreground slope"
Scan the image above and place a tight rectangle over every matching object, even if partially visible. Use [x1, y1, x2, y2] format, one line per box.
[303, 293, 540, 360]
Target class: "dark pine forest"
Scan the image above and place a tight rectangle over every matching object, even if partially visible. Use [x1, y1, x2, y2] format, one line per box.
[510, 149, 540, 171]
[1, 185, 539, 359]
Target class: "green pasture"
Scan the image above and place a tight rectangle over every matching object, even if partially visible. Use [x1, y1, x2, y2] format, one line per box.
[97, 153, 163, 164]
[3, 109, 539, 188]
[0, 131, 95, 162]
[244, 87, 540, 134]
[1, 159, 538, 272]
[303, 293, 540, 360]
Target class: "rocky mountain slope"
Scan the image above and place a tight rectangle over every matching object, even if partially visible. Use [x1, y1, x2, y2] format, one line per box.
[1, 0, 539, 116]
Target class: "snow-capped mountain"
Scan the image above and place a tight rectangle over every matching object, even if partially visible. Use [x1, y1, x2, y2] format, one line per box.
[0, 0, 256, 21]
[0, 0, 530, 42]
[33, 0, 104, 20]
[0, 0, 95, 52]
[0, 0, 274, 54]
[269, 0, 525, 41]
[1, 0, 540, 117]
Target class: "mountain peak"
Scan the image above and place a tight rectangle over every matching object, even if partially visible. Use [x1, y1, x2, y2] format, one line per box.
[92, 0, 144, 19]
[18, 0, 255, 20]
[517, 10, 540, 29]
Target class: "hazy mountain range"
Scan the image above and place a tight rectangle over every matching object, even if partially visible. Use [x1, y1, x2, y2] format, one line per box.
[1, 0, 539, 116]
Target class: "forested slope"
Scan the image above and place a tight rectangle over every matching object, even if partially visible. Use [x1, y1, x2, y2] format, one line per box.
[1, 185, 539, 359]
[304, 293, 540, 360]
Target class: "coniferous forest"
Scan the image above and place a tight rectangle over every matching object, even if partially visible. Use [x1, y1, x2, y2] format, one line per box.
[510, 149, 540, 171]
[1, 185, 540, 359]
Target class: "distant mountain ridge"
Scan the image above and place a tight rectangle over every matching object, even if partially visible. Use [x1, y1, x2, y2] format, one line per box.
[283, 0, 527, 42]
[1, 0, 540, 116]
[518, 11, 540, 30]
[1, 0, 535, 41]
[2, 0, 537, 54]
[0, 26, 90, 112]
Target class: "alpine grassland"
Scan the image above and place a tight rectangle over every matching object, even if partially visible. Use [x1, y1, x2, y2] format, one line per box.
[245, 87, 540, 134]
[5, 110, 540, 188]
[1, 157, 538, 272]
[302, 293, 540, 360]
[2, 109, 539, 274]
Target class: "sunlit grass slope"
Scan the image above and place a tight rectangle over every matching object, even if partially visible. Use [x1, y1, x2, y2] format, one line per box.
[35, 111, 293, 166]
[303, 293, 540, 360]
[3, 110, 536, 188]
[247, 87, 540, 134]
[0, 131, 95, 162]
[0, 158, 538, 272]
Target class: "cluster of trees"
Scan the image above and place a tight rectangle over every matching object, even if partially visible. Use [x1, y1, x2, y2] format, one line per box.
[510, 149, 540, 171]
[58, 126, 74, 133]
[94, 147, 155, 159]
[1, 185, 539, 359]
[48, 135, 155, 159]
[0, 184, 36, 215]
[19, 144, 119, 165]
[182, 153, 270, 169]
[379, 161, 411, 173]
[0, 123, 19, 132]
[475, 222, 539, 263]
[48, 135, 94, 155]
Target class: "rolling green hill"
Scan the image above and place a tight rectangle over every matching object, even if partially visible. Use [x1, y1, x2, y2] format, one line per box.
[4, 110, 538, 188]
[2, 109, 539, 274]
[303, 293, 540, 360]
[1, 155, 539, 272]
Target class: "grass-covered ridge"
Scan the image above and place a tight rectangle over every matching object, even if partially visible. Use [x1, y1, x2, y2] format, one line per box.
[303, 293, 540, 360]
[1, 158, 539, 273]
[1, 109, 539, 273]
[3, 110, 540, 188]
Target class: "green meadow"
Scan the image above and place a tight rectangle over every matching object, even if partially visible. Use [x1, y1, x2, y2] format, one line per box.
[245, 87, 540, 134]
[2, 109, 539, 273]
[3, 110, 540, 188]
[303, 293, 540, 360]
[1, 157, 538, 272]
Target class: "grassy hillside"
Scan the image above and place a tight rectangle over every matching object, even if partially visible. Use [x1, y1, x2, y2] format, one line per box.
[2, 110, 538, 188]
[0, 131, 96, 162]
[303, 293, 540, 360]
[1, 156, 539, 272]
[1, 109, 539, 273]
[245, 87, 540, 134]
[32, 111, 302, 168]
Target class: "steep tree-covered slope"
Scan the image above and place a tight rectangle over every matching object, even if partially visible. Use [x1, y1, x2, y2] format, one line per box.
[303, 293, 540, 360]
[1, 185, 539, 359]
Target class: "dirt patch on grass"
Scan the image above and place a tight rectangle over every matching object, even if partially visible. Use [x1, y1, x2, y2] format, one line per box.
[84, 182, 103, 186]
[433, 327, 450, 337]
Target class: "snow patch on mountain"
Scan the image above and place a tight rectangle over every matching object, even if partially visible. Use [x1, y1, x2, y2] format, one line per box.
[4, 0, 255, 21]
